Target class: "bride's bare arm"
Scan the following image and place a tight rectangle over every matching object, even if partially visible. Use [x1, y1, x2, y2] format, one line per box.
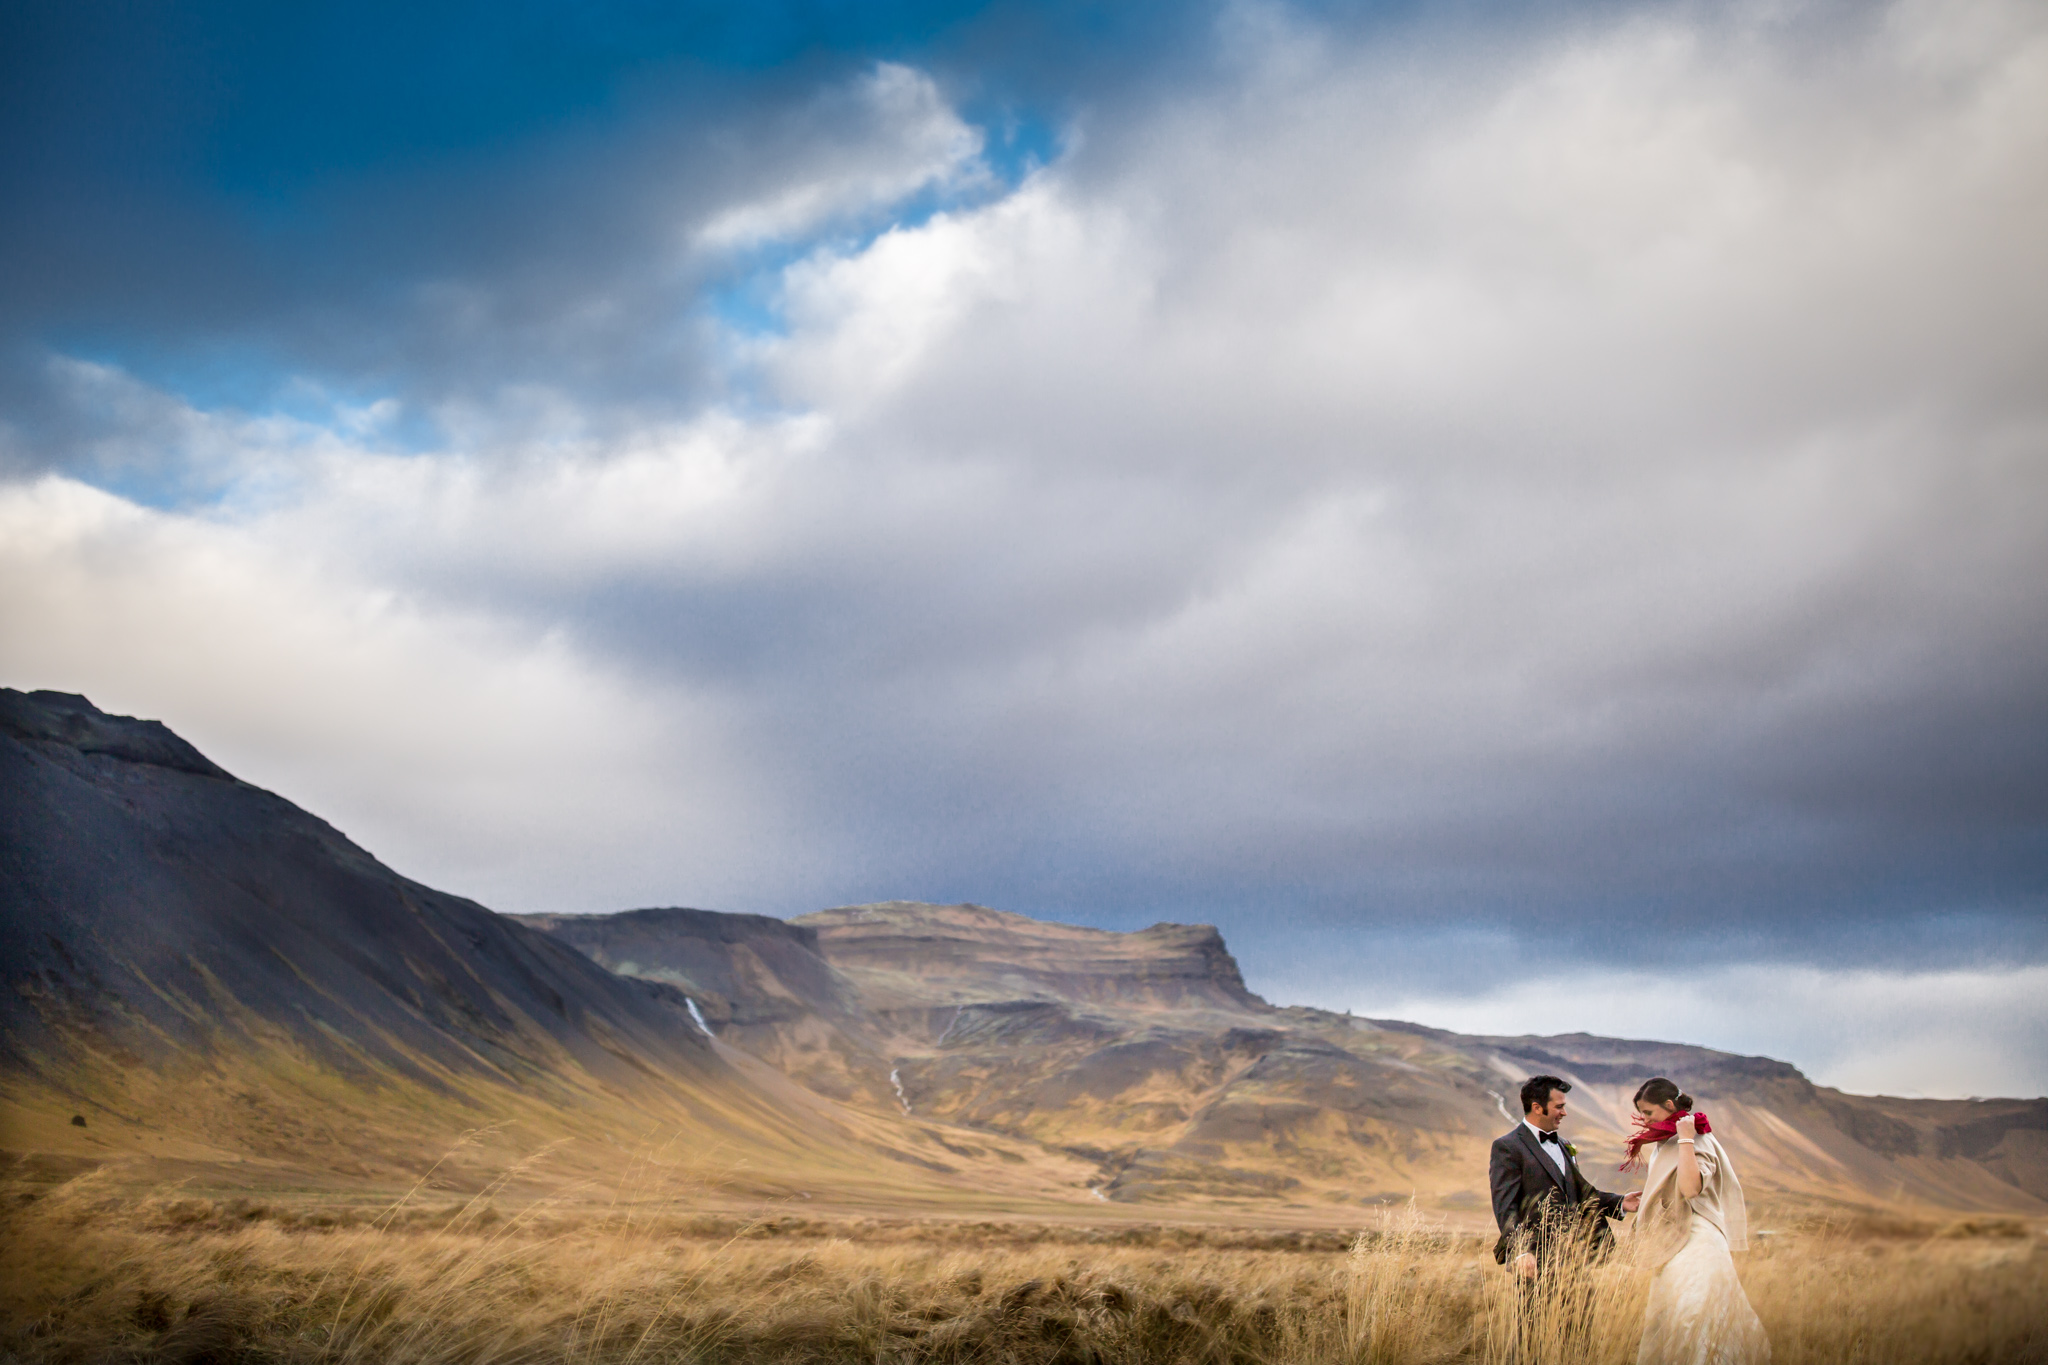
[1673, 1113, 1703, 1198]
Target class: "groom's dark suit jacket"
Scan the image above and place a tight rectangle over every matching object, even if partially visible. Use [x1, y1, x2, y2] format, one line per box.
[1489, 1123, 1625, 1266]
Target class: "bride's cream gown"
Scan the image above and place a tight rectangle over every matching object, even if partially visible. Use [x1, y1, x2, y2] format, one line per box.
[1633, 1131, 1771, 1365]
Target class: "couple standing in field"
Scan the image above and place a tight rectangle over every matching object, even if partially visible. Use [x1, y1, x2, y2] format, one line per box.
[1490, 1073, 1770, 1365]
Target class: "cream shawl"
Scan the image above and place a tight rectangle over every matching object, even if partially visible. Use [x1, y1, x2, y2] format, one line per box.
[1630, 1129, 1750, 1269]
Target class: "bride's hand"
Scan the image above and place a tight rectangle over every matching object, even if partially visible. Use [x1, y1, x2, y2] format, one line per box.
[1675, 1113, 1697, 1139]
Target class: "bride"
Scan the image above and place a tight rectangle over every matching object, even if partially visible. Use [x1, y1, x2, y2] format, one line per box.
[1626, 1077, 1771, 1365]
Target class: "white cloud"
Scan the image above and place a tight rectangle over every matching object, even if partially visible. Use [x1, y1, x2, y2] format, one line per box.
[694, 63, 986, 251]
[30, 357, 371, 505]
[0, 475, 778, 911]
[264, 407, 832, 590]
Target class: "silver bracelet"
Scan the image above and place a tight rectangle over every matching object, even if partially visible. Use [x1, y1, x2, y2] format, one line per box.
[1677, 1138, 1695, 1145]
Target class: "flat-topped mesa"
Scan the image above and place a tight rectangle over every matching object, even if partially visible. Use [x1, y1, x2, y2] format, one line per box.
[792, 901, 1269, 1014]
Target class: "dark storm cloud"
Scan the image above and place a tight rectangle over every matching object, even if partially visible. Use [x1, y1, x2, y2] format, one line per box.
[2, 58, 953, 450]
[0, 0, 1243, 447]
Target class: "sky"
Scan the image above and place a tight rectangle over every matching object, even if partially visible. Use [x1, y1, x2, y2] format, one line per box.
[3, 0, 2044, 1098]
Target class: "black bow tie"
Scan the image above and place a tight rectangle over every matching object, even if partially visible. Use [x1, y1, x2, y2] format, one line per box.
[1538, 1130, 1561, 1145]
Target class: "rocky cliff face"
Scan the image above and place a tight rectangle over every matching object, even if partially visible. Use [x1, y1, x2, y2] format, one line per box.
[794, 901, 1266, 1014]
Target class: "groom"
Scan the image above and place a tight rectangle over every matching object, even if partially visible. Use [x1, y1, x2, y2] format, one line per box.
[1490, 1074, 1639, 1276]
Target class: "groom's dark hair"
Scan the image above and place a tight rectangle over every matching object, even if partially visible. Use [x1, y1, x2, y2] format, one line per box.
[1520, 1074, 1570, 1113]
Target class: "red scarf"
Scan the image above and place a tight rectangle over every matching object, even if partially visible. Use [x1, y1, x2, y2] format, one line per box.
[1621, 1109, 1711, 1172]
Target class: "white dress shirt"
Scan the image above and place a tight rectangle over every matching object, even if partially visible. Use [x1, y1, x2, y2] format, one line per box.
[1524, 1119, 1571, 1182]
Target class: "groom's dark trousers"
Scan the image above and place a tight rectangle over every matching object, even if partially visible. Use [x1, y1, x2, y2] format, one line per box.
[1489, 1124, 1625, 1358]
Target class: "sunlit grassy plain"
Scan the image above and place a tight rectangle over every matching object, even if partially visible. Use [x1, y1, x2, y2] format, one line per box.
[5, 1147, 2043, 1365]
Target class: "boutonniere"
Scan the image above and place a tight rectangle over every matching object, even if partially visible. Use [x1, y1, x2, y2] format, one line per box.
[1563, 1143, 1579, 1161]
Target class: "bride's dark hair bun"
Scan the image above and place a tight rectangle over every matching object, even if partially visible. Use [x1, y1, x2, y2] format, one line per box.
[1633, 1076, 1692, 1111]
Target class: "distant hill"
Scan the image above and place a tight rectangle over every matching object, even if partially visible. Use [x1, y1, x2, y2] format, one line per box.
[532, 899, 2048, 1215]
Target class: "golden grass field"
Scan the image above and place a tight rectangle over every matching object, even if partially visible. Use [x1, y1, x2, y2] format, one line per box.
[5, 1152, 2043, 1365]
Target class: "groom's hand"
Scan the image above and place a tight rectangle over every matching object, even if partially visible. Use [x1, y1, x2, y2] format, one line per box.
[1513, 1252, 1537, 1279]
[1622, 1191, 1641, 1213]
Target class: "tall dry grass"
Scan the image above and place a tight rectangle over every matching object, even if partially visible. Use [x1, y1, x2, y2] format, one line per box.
[2, 1167, 2041, 1364]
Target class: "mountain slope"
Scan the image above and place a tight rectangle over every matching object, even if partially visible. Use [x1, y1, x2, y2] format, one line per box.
[1, 693, 717, 1094]
[0, 691, 1083, 1205]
